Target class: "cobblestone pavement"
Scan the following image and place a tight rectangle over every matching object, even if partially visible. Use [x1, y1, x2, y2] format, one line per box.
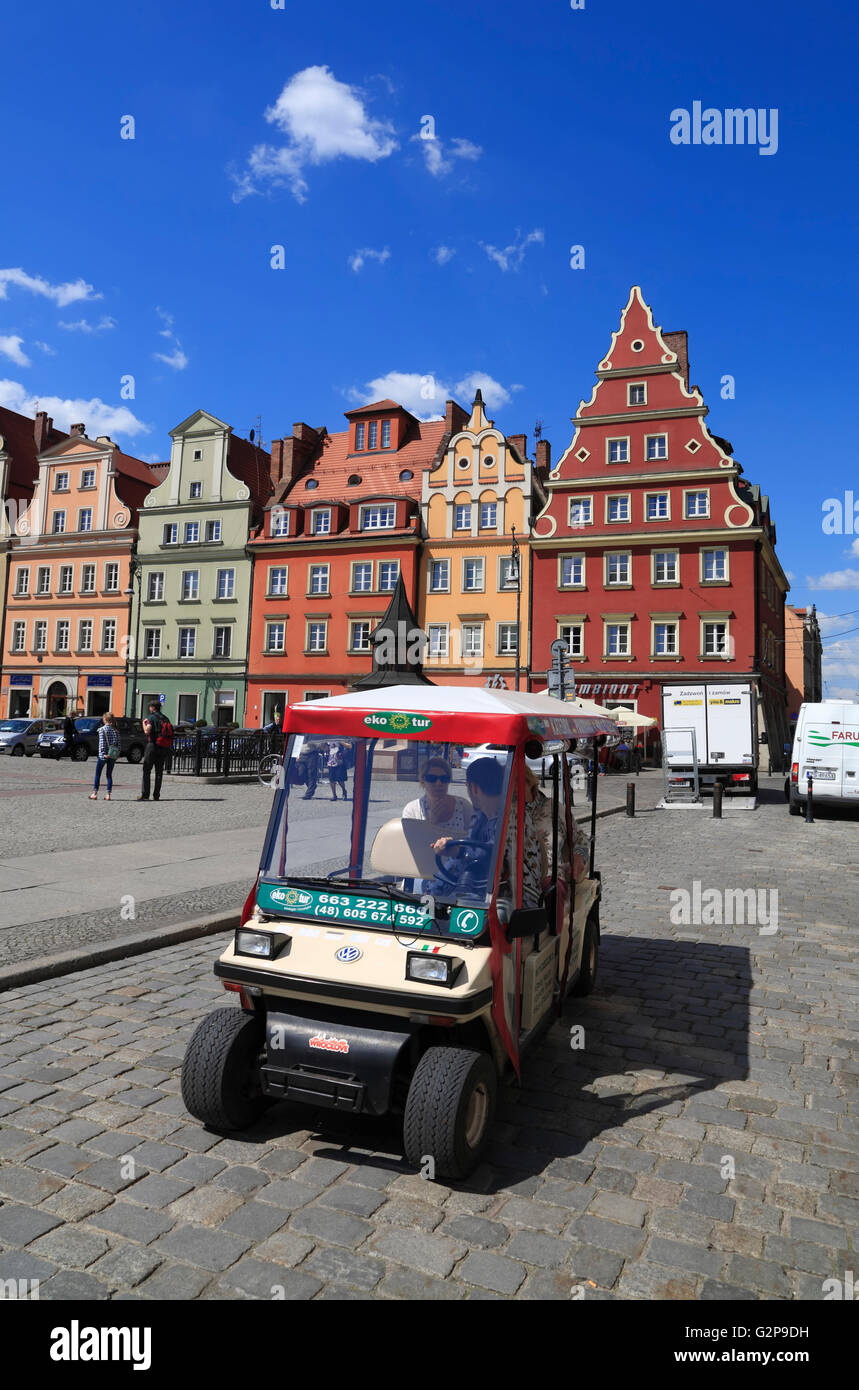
[0, 780, 855, 1301]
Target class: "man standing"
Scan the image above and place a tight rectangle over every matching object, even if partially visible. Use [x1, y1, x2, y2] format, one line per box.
[138, 700, 170, 802]
[62, 712, 76, 759]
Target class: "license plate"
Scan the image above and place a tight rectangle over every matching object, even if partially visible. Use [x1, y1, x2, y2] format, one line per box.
[808, 769, 836, 781]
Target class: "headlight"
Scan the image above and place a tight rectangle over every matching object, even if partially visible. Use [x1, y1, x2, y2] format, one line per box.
[235, 928, 288, 959]
[406, 952, 463, 988]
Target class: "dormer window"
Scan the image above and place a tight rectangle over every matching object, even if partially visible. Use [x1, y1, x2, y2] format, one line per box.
[311, 509, 331, 535]
[381, 420, 391, 448]
[348, 475, 362, 486]
[304, 478, 318, 490]
[368, 421, 378, 449]
[355, 423, 365, 450]
[271, 512, 289, 536]
[399, 469, 413, 482]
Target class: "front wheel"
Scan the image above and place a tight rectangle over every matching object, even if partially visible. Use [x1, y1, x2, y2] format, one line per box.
[127, 744, 144, 764]
[570, 913, 599, 996]
[181, 1007, 269, 1132]
[72, 744, 89, 762]
[11, 745, 24, 757]
[403, 1047, 496, 1180]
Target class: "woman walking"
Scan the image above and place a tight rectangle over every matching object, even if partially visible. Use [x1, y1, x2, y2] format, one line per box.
[327, 742, 349, 800]
[90, 712, 120, 801]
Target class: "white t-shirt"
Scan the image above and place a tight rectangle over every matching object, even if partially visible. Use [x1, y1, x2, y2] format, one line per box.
[402, 795, 470, 834]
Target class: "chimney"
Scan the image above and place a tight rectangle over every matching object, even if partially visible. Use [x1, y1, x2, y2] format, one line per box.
[70, 423, 86, 437]
[536, 439, 552, 477]
[507, 433, 527, 462]
[96, 435, 113, 446]
[269, 423, 319, 487]
[444, 399, 468, 435]
[663, 331, 689, 389]
[33, 411, 53, 452]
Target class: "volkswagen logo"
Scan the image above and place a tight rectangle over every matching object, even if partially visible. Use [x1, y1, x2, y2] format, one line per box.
[335, 945, 362, 963]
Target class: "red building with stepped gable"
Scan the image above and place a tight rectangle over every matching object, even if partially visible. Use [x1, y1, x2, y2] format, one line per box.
[530, 287, 789, 755]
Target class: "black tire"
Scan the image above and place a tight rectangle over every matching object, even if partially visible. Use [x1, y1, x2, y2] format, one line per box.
[571, 914, 599, 996]
[11, 745, 24, 757]
[127, 744, 144, 764]
[72, 744, 89, 762]
[789, 795, 802, 817]
[403, 1046, 496, 1180]
[784, 778, 790, 802]
[181, 1007, 269, 1132]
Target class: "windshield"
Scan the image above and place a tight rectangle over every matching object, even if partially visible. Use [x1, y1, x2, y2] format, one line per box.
[258, 734, 514, 938]
[0, 720, 30, 732]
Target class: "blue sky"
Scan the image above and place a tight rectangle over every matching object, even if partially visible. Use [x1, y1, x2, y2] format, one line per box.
[1, 0, 857, 692]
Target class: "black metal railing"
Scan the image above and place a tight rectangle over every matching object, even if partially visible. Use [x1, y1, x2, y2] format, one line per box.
[168, 730, 286, 777]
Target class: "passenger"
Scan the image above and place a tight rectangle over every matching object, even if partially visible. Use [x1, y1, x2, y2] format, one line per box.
[432, 757, 505, 892]
[403, 757, 470, 833]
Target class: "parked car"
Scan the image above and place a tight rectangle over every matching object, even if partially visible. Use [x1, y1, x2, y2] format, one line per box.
[38, 716, 147, 763]
[0, 718, 53, 757]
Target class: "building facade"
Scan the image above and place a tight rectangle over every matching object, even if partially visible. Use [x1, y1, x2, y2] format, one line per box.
[2, 423, 155, 719]
[785, 604, 823, 729]
[531, 286, 789, 750]
[0, 407, 66, 674]
[132, 409, 271, 726]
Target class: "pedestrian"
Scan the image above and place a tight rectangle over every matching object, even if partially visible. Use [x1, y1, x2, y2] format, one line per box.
[62, 712, 76, 759]
[90, 712, 120, 801]
[327, 742, 348, 800]
[138, 700, 173, 802]
[299, 741, 321, 799]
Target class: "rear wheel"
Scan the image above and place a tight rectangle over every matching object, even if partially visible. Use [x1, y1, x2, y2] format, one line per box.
[403, 1046, 496, 1180]
[127, 744, 144, 764]
[571, 914, 599, 996]
[181, 1007, 269, 1132]
[789, 794, 802, 816]
[72, 744, 89, 762]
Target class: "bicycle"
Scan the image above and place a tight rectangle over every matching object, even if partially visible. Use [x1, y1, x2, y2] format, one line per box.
[257, 752, 283, 789]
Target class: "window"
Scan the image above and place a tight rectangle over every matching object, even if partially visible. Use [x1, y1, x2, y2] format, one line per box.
[497, 623, 518, 655]
[480, 502, 497, 529]
[568, 497, 592, 528]
[51, 512, 66, 534]
[645, 434, 668, 460]
[607, 495, 630, 523]
[399, 469, 413, 482]
[559, 623, 583, 657]
[179, 627, 196, 658]
[54, 472, 69, 492]
[81, 564, 96, 594]
[355, 423, 365, 450]
[268, 566, 288, 596]
[560, 555, 585, 588]
[104, 562, 119, 592]
[37, 567, 51, 595]
[144, 628, 161, 659]
[34, 621, 47, 653]
[368, 421, 378, 449]
[606, 622, 630, 656]
[184, 521, 200, 544]
[378, 560, 399, 592]
[205, 520, 221, 543]
[646, 492, 669, 520]
[454, 504, 472, 531]
[213, 626, 232, 658]
[55, 620, 70, 652]
[181, 570, 199, 601]
[381, 420, 391, 448]
[685, 490, 709, 518]
[307, 622, 327, 652]
[266, 622, 285, 654]
[653, 550, 678, 584]
[14, 569, 29, 596]
[348, 475, 361, 486]
[308, 564, 329, 595]
[163, 523, 178, 546]
[428, 624, 449, 658]
[311, 509, 331, 536]
[360, 504, 395, 530]
[12, 621, 26, 652]
[702, 549, 728, 582]
[78, 620, 93, 652]
[606, 552, 631, 585]
[78, 509, 93, 532]
[190, 481, 202, 498]
[499, 556, 518, 591]
[463, 557, 485, 592]
[193, 449, 203, 461]
[101, 619, 117, 652]
[305, 478, 318, 490]
[607, 438, 629, 464]
[352, 562, 373, 593]
[462, 624, 483, 657]
[59, 565, 73, 594]
[703, 621, 728, 657]
[216, 568, 235, 599]
[271, 511, 289, 537]
[350, 621, 372, 653]
[148, 571, 165, 602]
[430, 559, 450, 592]
[81, 468, 96, 488]
[653, 622, 678, 656]
[628, 383, 646, 405]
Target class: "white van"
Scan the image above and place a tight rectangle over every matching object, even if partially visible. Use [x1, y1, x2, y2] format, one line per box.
[789, 700, 859, 814]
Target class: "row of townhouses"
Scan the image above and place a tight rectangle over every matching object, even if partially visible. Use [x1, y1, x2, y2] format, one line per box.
[0, 287, 812, 748]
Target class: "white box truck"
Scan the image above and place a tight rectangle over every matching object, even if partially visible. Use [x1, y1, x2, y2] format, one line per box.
[788, 699, 859, 814]
[661, 682, 758, 795]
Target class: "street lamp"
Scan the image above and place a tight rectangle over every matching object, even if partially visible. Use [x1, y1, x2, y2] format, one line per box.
[125, 555, 142, 719]
[509, 526, 522, 692]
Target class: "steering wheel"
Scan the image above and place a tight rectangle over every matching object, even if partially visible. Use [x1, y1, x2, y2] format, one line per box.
[433, 838, 493, 887]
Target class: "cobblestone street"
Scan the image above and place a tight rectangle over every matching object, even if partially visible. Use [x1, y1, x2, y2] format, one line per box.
[0, 781, 855, 1301]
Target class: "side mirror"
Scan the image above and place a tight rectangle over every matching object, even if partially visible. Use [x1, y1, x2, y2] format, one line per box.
[505, 906, 548, 940]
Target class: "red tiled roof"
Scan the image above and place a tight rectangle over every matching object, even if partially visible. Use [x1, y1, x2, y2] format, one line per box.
[225, 432, 273, 512]
[112, 448, 162, 486]
[0, 405, 66, 497]
[273, 417, 448, 507]
[148, 462, 170, 482]
[344, 399, 408, 417]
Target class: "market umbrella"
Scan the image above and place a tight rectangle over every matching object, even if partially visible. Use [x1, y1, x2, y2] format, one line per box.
[605, 706, 657, 728]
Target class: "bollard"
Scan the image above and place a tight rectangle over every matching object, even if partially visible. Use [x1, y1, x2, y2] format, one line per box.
[626, 782, 635, 817]
[713, 782, 723, 818]
[805, 775, 814, 823]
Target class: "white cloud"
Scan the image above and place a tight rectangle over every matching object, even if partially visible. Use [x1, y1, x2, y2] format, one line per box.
[346, 369, 513, 422]
[431, 245, 456, 266]
[481, 228, 545, 272]
[412, 133, 482, 178]
[152, 308, 188, 370]
[348, 246, 390, 273]
[0, 379, 151, 441]
[232, 66, 398, 204]
[849, 538, 859, 557]
[33, 341, 56, 355]
[58, 315, 116, 333]
[805, 569, 859, 590]
[0, 336, 30, 367]
[0, 268, 100, 307]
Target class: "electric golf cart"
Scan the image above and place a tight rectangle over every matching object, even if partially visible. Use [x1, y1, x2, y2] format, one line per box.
[181, 686, 618, 1179]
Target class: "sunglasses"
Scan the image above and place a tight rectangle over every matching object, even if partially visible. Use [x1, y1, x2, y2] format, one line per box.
[423, 774, 450, 784]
